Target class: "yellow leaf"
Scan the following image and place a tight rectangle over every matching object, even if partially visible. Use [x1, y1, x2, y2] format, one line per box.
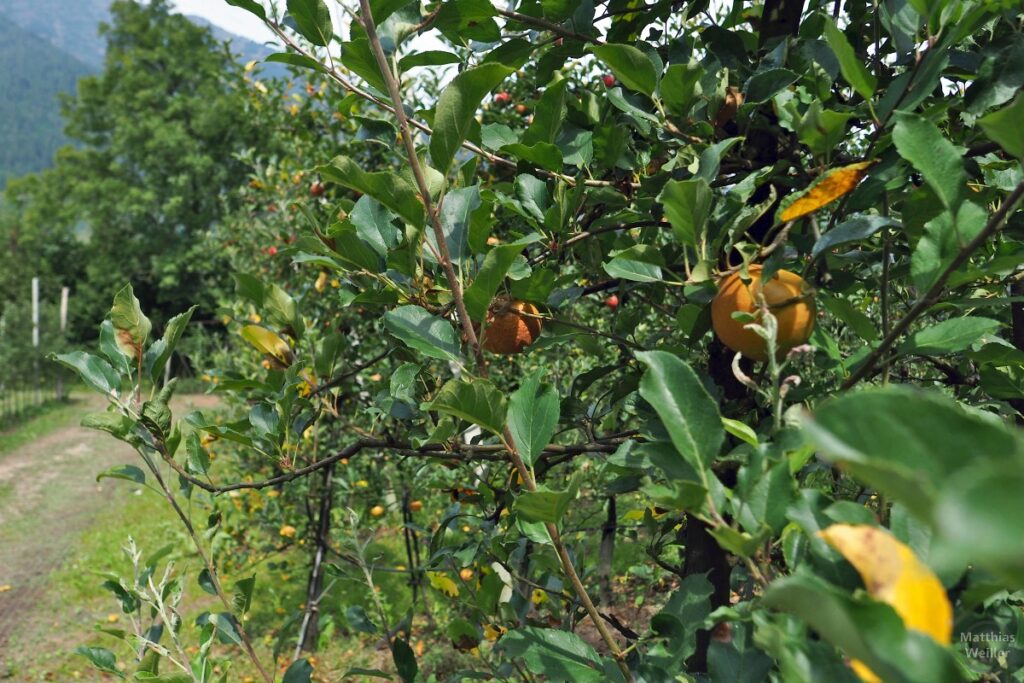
[483, 624, 506, 641]
[819, 524, 952, 682]
[239, 325, 291, 362]
[427, 572, 459, 597]
[779, 161, 876, 223]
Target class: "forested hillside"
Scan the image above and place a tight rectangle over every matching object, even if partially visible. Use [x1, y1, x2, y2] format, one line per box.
[0, 0, 112, 67]
[0, 17, 92, 184]
[0, 0, 276, 184]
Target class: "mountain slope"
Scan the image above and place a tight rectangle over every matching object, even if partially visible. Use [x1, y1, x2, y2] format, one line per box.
[0, 2, 285, 185]
[0, 15, 93, 184]
[0, 0, 110, 68]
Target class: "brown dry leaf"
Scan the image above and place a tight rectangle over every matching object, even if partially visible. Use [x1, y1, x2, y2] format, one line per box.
[715, 86, 744, 127]
[779, 160, 876, 223]
[819, 524, 952, 683]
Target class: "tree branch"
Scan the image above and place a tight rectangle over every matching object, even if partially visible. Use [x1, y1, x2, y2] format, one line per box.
[841, 180, 1024, 389]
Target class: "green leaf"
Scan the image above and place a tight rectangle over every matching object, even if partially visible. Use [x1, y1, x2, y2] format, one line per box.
[391, 638, 418, 683]
[233, 577, 254, 614]
[340, 39, 388, 94]
[198, 568, 217, 596]
[264, 284, 302, 337]
[661, 62, 703, 117]
[820, 293, 879, 343]
[96, 465, 146, 485]
[522, 80, 568, 146]
[428, 185, 479, 265]
[812, 215, 897, 260]
[898, 317, 1001, 356]
[507, 370, 560, 467]
[282, 659, 313, 683]
[144, 305, 197, 385]
[744, 68, 799, 103]
[892, 112, 966, 211]
[650, 574, 713, 664]
[822, 16, 877, 100]
[430, 63, 514, 173]
[590, 43, 658, 97]
[659, 178, 712, 247]
[110, 284, 152, 362]
[320, 155, 424, 229]
[398, 50, 461, 70]
[603, 251, 664, 282]
[81, 411, 134, 440]
[328, 222, 386, 271]
[636, 351, 723, 474]
[287, 0, 333, 46]
[225, 0, 267, 20]
[434, 0, 499, 42]
[978, 94, 1024, 159]
[796, 102, 853, 157]
[499, 142, 564, 171]
[500, 627, 604, 682]
[515, 486, 574, 524]
[464, 236, 541, 321]
[803, 386, 1024, 520]
[514, 174, 550, 222]
[911, 201, 986, 292]
[383, 305, 462, 361]
[708, 641, 773, 683]
[429, 378, 507, 435]
[51, 351, 121, 396]
[75, 646, 123, 678]
[763, 573, 966, 683]
[345, 605, 379, 634]
[99, 319, 132, 376]
[264, 52, 328, 74]
[350, 196, 400, 257]
[933, 465, 1024, 585]
[722, 417, 758, 446]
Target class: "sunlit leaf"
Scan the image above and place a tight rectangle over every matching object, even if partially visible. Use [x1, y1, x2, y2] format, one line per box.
[427, 571, 459, 597]
[820, 524, 953, 682]
[778, 161, 876, 223]
[239, 325, 291, 362]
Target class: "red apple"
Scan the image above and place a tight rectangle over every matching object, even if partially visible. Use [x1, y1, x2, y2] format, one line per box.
[267, 246, 278, 256]
[516, 104, 527, 114]
[310, 181, 325, 197]
[603, 74, 616, 88]
[606, 294, 619, 309]
[494, 91, 511, 105]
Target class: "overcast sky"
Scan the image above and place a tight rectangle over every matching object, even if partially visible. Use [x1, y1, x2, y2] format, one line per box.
[171, 0, 278, 44]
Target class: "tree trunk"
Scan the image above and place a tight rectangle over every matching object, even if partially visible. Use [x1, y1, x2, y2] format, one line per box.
[1008, 281, 1024, 422]
[598, 496, 617, 604]
[295, 462, 335, 655]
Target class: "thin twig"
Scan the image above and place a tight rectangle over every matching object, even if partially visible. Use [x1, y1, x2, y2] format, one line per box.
[494, 8, 603, 44]
[264, 21, 625, 189]
[358, 0, 487, 371]
[160, 437, 626, 493]
[142, 451, 274, 683]
[841, 180, 1024, 389]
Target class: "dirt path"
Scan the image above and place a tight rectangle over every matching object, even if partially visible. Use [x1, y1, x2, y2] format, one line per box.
[0, 392, 219, 657]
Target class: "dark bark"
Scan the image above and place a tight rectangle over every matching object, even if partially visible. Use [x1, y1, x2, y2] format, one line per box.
[598, 495, 617, 603]
[1008, 281, 1024, 422]
[296, 462, 335, 653]
[758, 0, 806, 49]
